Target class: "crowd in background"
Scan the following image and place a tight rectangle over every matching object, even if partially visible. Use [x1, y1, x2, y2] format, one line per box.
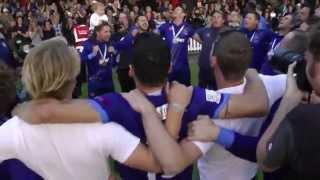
[0, 0, 319, 68]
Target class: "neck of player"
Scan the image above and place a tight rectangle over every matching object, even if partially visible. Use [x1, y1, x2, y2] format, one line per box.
[215, 69, 244, 89]
[174, 18, 184, 26]
[136, 83, 163, 95]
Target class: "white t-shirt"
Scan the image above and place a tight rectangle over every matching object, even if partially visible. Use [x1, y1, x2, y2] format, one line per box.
[194, 74, 287, 180]
[90, 13, 109, 30]
[0, 117, 140, 180]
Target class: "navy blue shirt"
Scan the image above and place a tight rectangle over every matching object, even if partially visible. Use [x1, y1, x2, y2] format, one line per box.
[93, 87, 230, 180]
[261, 33, 284, 75]
[0, 159, 43, 180]
[81, 39, 116, 96]
[195, 27, 219, 68]
[241, 28, 273, 71]
[158, 22, 194, 72]
[111, 26, 136, 69]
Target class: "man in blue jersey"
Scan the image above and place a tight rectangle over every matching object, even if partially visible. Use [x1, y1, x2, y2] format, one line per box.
[158, 6, 195, 86]
[193, 11, 226, 90]
[242, 11, 273, 72]
[15, 33, 269, 180]
[261, 13, 297, 75]
[111, 12, 137, 92]
[81, 22, 116, 98]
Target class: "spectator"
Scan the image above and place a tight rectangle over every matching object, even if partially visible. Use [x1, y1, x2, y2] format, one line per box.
[188, 8, 206, 29]
[42, 20, 55, 40]
[257, 29, 320, 179]
[90, 1, 108, 30]
[28, 18, 43, 47]
[228, 10, 242, 28]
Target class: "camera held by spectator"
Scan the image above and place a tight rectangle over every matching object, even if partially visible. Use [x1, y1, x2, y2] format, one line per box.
[270, 48, 312, 92]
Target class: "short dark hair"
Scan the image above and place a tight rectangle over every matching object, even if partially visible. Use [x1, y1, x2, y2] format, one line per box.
[94, 21, 110, 32]
[132, 33, 171, 86]
[92, 21, 111, 39]
[176, 6, 186, 14]
[213, 29, 252, 81]
[134, 15, 145, 23]
[0, 61, 16, 116]
[246, 11, 260, 21]
[308, 30, 320, 62]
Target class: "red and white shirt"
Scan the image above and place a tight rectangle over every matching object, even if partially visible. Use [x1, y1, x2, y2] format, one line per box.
[73, 24, 90, 52]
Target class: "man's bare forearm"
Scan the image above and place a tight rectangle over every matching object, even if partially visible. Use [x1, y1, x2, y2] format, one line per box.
[20, 99, 101, 124]
[165, 105, 185, 139]
[141, 107, 188, 175]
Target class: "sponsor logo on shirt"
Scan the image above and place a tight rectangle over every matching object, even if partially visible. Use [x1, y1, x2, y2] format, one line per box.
[205, 89, 221, 103]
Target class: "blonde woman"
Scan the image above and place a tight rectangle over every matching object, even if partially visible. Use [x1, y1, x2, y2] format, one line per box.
[28, 18, 43, 46]
[0, 38, 162, 180]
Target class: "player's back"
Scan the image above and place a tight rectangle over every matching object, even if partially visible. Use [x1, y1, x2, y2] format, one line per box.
[0, 116, 126, 180]
[198, 74, 287, 180]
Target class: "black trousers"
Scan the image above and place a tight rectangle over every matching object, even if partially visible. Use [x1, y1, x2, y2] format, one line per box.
[198, 67, 217, 90]
[117, 68, 135, 92]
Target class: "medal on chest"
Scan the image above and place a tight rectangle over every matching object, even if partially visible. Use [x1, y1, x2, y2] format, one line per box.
[98, 44, 109, 66]
[172, 25, 185, 44]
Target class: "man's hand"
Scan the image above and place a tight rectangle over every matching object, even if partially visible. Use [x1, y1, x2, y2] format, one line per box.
[92, 45, 99, 56]
[187, 115, 220, 142]
[12, 99, 59, 124]
[284, 62, 304, 101]
[122, 89, 155, 114]
[166, 81, 193, 111]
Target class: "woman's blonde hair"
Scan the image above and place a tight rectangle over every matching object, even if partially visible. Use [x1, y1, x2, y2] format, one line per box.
[22, 38, 80, 100]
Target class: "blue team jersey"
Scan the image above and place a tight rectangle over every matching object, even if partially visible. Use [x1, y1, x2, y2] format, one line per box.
[81, 39, 116, 96]
[0, 159, 43, 180]
[241, 28, 273, 71]
[158, 22, 194, 71]
[261, 33, 284, 75]
[93, 87, 229, 180]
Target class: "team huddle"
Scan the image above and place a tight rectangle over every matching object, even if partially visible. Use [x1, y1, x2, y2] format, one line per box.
[0, 0, 320, 180]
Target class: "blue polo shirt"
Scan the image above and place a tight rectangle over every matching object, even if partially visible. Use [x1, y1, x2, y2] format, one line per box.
[158, 22, 195, 85]
[261, 33, 284, 75]
[241, 28, 273, 71]
[81, 39, 116, 96]
[91, 87, 230, 180]
[195, 27, 219, 69]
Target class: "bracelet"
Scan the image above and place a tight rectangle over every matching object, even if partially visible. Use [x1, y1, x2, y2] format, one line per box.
[169, 103, 186, 113]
